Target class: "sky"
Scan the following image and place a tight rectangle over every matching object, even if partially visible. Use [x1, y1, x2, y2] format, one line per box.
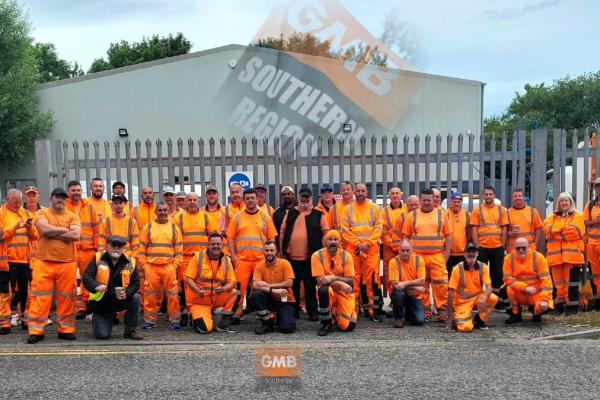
[20, 0, 600, 117]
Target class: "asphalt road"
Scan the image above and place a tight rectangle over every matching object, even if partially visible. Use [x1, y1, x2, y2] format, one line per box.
[2, 311, 599, 399]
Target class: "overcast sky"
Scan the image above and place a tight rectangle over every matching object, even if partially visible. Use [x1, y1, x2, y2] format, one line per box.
[20, 0, 600, 117]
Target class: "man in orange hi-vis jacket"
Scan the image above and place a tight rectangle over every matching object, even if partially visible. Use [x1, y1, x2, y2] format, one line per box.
[27, 188, 81, 344]
[328, 181, 354, 236]
[65, 180, 99, 320]
[130, 187, 157, 231]
[506, 187, 543, 253]
[403, 188, 453, 322]
[227, 188, 277, 323]
[139, 202, 183, 330]
[88, 178, 111, 222]
[382, 186, 407, 295]
[504, 237, 554, 324]
[98, 195, 139, 258]
[584, 178, 600, 310]
[341, 183, 383, 321]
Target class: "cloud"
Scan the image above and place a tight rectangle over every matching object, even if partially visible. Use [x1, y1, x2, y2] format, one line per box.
[470, 0, 565, 23]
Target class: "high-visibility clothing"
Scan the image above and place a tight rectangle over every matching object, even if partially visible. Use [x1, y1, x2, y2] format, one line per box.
[130, 203, 156, 231]
[0, 228, 9, 329]
[327, 201, 351, 233]
[175, 210, 217, 281]
[204, 205, 224, 234]
[584, 200, 600, 245]
[0, 205, 38, 263]
[448, 261, 498, 332]
[388, 254, 426, 300]
[315, 200, 332, 215]
[88, 197, 111, 222]
[94, 251, 135, 289]
[503, 251, 553, 314]
[139, 222, 183, 267]
[311, 248, 356, 330]
[259, 203, 275, 217]
[98, 214, 140, 258]
[28, 259, 78, 335]
[446, 208, 469, 256]
[550, 263, 580, 308]
[341, 200, 382, 255]
[588, 244, 600, 300]
[76, 250, 96, 312]
[543, 211, 585, 267]
[34, 208, 80, 263]
[221, 202, 245, 234]
[143, 262, 180, 323]
[253, 258, 296, 303]
[469, 204, 509, 249]
[65, 198, 99, 252]
[506, 206, 543, 252]
[226, 210, 277, 262]
[25, 205, 45, 259]
[382, 204, 406, 289]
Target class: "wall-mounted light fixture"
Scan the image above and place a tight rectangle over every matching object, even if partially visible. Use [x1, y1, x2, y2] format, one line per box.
[342, 123, 352, 134]
[118, 128, 128, 137]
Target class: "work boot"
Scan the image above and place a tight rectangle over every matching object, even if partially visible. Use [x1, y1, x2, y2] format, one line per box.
[474, 314, 488, 330]
[216, 315, 238, 333]
[230, 317, 241, 326]
[113, 314, 120, 326]
[193, 318, 208, 334]
[565, 306, 578, 316]
[255, 319, 274, 335]
[0, 327, 10, 335]
[554, 303, 565, 314]
[58, 332, 77, 340]
[75, 310, 87, 320]
[308, 312, 320, 322]
[21, 320, 28, 330]
[532, 314, 542, 323]
[394, 319, 405, 329]
[505, 308, 523, 325]
[180, 313, 189, 327]
[317, 320, 333, 336]
[594, 299, 600, 311]
[124, 331, 143, 340]
[26, 334, 44, 344]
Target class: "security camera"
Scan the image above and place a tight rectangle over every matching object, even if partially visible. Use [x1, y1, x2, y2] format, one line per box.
[228, 59, 237, 68]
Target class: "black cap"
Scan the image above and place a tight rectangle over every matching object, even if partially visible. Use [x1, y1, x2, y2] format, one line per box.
[107, 235, 127, 247]
[255, 183, 267, 191]
[299, 188, 313, 197]
[112, 181, 126, 189]
[111, 194, 128, 203]
[50, 187, 68, 198]
[465, 242, 479, 252]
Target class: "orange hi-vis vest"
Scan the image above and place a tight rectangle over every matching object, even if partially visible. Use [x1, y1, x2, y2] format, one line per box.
[507, 206, 540, 250]
[130, 202, 156, 230]
[0, 205, 37, 263]
[404, 208, 448, 255]
[227, 210, 272, 262]
[0, 228, 8, 271]
[341, 201, 382, 254]
[503, 251, 553, 298]
[382, 203, 406, 250]
[583, 200, 600, 245]
[205, 205, 224, 234]
[471, 204, 507, 248]
[176, 211, 210, 259]
[95, 252, 136, 289]
[99, 214, 140, 257]
[314, 248, 351, 277]
[223, 203, 244, 228]
[140, 222, 183, 266]
[88, 197, 111, 222]
[453, 261, 487, 299]
[448, 208, 469, 256]
[544, 211, 585, 267]
[328, 201, 350, 231]
[389, 254, 426, 298]
[187, 250, 235, 305]
[66, 198, 99, 251]
[259, 203, 275, 217]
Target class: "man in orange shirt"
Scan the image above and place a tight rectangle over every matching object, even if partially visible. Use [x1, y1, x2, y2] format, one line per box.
[28, 188, 81, 344]
[251, 241, 297, 335]
[470, 186, 509, 309]
[255, 184, 275, 217]
[382, 186, 407, 294]
[406, 195, 420, 211]
[504, 237, 553, 324]
[312, 230, 356, 336]
[446, 243, 498, 333]
[130, 186, 156, 231]
[204, 185, 224, 230]
[328, 181, 354, 234]
[315, 184, 335, 214]
[227, 188, 277, 322]
[432, 188, 445, 210]
[506, 187, 543, 253]
[403, 188, 453, 322]
[584, 178, 600, 309]
[88, 178, 111, 222]
[446, 192, 470, 276]
[176, 191, 187, 212]
[388, 240, 426, 328]
[111, 181, 130, 215]
[221, 183, 245, 235]
[162, 186, 180, 219]
[0, 219, 10, 334]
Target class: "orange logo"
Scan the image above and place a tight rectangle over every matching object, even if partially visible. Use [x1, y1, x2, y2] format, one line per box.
[256, 347, 302, 378]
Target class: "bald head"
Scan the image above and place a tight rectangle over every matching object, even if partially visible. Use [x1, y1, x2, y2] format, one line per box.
[432, 188, 441, 207]
[399, 239, 413, 261]
[515, 237, 530, 259]
[406, 195, 419, 211]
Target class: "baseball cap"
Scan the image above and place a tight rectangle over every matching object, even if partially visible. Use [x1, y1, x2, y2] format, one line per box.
[299, 188, 313, 197]
[205, 185, 218, 193]
[176, 191, 187, 198]
[450, 192, 462, 200]
[320, 184, 334, 193]
[255, 183, 267, 191]
[107, 235, 127, 247]
[50, 187, 68, 198]
[594, 178, 600, 187]
[24, 186, 39, 195]
[465, 242, 479, 252]
[163, 186, 176, 195]
[111, 194, 128, 203]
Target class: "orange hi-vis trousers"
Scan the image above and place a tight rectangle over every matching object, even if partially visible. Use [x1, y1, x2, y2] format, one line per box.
[383, 245, 396, 294]
[317, 286, 357, 331]
[550, 263, 581, 308]
[76, 249, 95, 312]
[143, 263, 180, 324]
[588, 244, 600, 300]
[418, 252, 448, 313]
[453, 293, 498, 333]
[234, 259, 258, 318]
[507, 286, 552, 315]
[352, 251, 381, 317]
[28, 260, 78, 335]
[189, 290, 237, 333]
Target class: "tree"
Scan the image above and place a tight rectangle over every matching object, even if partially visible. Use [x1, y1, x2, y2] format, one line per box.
[379, 9, 422, 68]
[88, 33, 193, 73]
[32, 42, 83, 83]
[0, 0, 53, 169]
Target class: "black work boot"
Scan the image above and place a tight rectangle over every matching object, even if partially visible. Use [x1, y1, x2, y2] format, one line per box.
[505, 308, 523, 325]
[554, 303, 565, 314]
[193, 318, 208, 334]
[317, 319, 333, 336]
[255, 319, 274, 335]
[565, 306, 578, 316]
[216, 315, 238, 333]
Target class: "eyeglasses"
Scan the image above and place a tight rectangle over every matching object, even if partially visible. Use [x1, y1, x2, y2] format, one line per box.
[515, 246, 528, 250]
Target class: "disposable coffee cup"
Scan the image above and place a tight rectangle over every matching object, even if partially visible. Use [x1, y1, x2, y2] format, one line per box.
[115, 287, 125, 297]
[281, 291, 288, 302]
[512, 225, 520, 232]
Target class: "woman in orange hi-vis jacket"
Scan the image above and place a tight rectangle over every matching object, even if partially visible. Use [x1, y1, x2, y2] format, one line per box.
[543, 192, 586, 315]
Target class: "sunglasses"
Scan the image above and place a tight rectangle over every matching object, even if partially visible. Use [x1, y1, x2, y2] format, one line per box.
[515, 246, 528, 250]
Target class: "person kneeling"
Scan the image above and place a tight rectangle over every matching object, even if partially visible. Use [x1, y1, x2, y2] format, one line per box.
[185, 233, 237, 334]
[83, 236, 142, 340]
[251, 241, 297, 335]
[446, 243, 498, 333]
[388, 240, 426, 328]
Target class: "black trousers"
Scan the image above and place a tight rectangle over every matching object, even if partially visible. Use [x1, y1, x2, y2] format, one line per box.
[478, 246, 506, 299]
[289, 259, 318, 315]
[9, 263, 31, 314]
[446, 256, 465, 278]
[251, 291, 298, 333]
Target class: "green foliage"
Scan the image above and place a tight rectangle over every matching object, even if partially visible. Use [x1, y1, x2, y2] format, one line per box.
[88, 33, 192, 73]
[0, 0, 53, 169]
[32, 42, 83, 82]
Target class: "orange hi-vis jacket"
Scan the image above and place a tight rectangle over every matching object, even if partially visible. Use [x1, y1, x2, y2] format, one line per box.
[226, 210, 277, 262]
[402, 208, 453, 255]
[449, 261, 490, 300]
[447, 208, 469, 256]
[130, 202, 157, 231]
[328, 201, 351, 231]
[204, 205, 224, 233]
[88, 197, 111, 222]
[583, 200, 600, 245]
[0, 227, 8, 271]
[543, 211, 586, 267]
[65, 198, 99, 251]
[139, 221, 183, 268]
[382, 203, 406, 251]
[185, 250, 236, 306]
[175, 210, 214, 259]
[0, 205, 38, 263]
[259, 203, 275, 217]
[311, 248, 355, 280]
[315, 200, 332, 215]
[94, 251, 135, 289]
[470, 204, 508, 248]
[507, 206, 543, 251]
[503, 251, 553, 301]
[221, 202, 245, 234]
[341, 200, 383, 254]
[98, 213, 140, 257]
[389, 254, 426, 299]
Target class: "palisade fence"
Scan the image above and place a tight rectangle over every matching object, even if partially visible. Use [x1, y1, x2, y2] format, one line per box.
[34, 127, 597, 218]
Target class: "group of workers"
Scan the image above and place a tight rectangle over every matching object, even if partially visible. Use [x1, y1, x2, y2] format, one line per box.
[0, 175, 596, 343]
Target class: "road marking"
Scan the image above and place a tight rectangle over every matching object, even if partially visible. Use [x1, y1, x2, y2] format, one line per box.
[0, 349, 200, 357]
